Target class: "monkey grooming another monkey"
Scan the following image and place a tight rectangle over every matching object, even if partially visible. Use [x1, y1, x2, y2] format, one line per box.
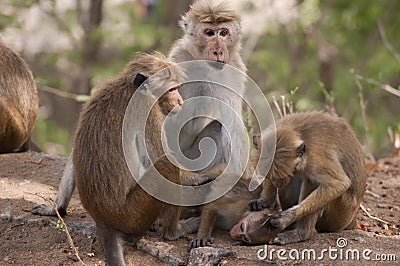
[241, 111, 367, 245]
[73, 53, 197, 266]
[32, 0, 248, 218]
[0, 40, 39, 153]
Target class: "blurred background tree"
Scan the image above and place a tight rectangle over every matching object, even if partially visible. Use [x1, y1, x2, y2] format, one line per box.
[0, 0, 398, 157]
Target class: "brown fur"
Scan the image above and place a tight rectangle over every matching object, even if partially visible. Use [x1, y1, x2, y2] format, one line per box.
[189, 176, 262, 249]
[0, 40, 38, 152]
[73, 53, 190, 266]
[31, 0, 247, 227]
[246, 111, 367, 244]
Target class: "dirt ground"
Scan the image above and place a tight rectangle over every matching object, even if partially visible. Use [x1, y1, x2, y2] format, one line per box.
[0, 151, 399, 265]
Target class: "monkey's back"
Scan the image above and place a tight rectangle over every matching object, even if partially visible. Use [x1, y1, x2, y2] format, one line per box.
[277, 111, 366, 197]
[0, 41, 38, 151]
[73, 82, 163, 234]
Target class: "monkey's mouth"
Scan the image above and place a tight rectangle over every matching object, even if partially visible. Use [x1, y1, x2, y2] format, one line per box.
[167, 105, 182, 115]
[208, 60, 226, 70]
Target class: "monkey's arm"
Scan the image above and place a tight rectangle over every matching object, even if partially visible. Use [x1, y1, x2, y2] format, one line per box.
[270, 166, 351, 230]
[32, 154, 75, 216]
[180, 163, 227, 186]
[189, 204, 217, 249]
[249, 178, 279, 211]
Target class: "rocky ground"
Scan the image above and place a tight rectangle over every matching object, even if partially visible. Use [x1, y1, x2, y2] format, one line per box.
[0, 152, 399, 265]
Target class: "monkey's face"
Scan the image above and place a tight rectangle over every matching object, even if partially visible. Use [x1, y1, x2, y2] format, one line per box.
[158, 85, 183, 115]
[230, 209, 280, 245]
[190, 22, 240, 69]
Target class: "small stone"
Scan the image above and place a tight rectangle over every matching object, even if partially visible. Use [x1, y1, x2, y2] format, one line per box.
[136, 238, 185, 265]
[188, 247, 234, 266]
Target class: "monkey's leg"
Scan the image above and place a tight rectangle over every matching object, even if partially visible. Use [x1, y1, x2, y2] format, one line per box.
[96, 223, 126, 266]
[249, 178, 278, 211]
[32, 154, 75, 216]
[270, 166, 351, 231]
[160, 204, 183, 240]
[189, 205, 216, 249]
[0, 96, 27, 152]
[272, 179, 320, 244]
[316, 192, 359, 232]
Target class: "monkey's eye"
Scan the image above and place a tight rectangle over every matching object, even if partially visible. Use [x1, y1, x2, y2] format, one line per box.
[243, 235, 250, 243]
[240, 223, 244, 232]
[168, 85, 180, 92]
[219, 28, 229, 37]
[204, 29, 215, 37]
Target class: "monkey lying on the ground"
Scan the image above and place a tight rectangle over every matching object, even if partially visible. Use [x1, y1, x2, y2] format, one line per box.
[32, 0, 248, 218]
[188, 176, 261, 249]
[191, 112, 366, 247]
[0, 40, 39, 153]
[73, 52, 199, 266]
[243, 111, 366, 245]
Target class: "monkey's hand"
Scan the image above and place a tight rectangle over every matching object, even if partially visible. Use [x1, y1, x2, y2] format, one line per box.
[270, 209, 297, 230]
[248, 198, 276, 212]
[189, 236, 214, 250]
[31, 204, 67, 217]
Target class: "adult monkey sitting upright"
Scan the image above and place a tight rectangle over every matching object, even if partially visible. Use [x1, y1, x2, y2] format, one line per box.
[32, 0, 248, 216]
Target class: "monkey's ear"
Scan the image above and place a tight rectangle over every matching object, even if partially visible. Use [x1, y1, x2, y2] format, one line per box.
[252, 134, 261, 150]
[179, 15, 189, 31]
[132, 73, 148, 90]
[296, 142, 306, 157]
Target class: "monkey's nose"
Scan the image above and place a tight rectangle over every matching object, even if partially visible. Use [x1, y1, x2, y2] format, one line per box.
[213, 49, 224, 62]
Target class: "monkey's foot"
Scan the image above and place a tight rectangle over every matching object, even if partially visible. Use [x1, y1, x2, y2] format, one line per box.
[189, 236, 214, 249]
[150, 218, 162, 232]
[270, 209, 296, 230]
[272, 229, 313, 245]
[31, 204, 67, 217]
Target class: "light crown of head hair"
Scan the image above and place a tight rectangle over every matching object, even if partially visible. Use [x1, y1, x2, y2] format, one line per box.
[182, 0, 240, 26]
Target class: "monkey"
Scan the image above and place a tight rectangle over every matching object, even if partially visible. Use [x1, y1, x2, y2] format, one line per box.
[71, 52, 204, 266]
[190, 112, 366, 247]
[242, 111, 367, 245]
[188, 140, 265, 249]
[32, 0, 248, 218]
[168, 0, 248, 173]
[229, 209, 281, 245]
[0, 40, 39, 153]
[188, 176, 262, 249]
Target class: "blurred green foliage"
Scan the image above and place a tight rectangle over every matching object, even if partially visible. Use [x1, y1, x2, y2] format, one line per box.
[1, 0, 399, 157]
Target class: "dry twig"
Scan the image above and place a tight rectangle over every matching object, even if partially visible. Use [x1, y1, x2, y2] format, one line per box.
[355, 79, 376, 163]
[38, 86, 88, 101]
[27, 192, 86, 265]
[360, 203, 390, 225]
[377, 20, 400, 65]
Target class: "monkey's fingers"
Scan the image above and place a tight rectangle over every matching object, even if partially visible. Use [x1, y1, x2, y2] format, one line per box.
[31, 204, 66, 216]
[149, 218, 162, 232]
[189, 236, 214, 250]
[248, 199, 268, 211]
[270, 210, 296, 230]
